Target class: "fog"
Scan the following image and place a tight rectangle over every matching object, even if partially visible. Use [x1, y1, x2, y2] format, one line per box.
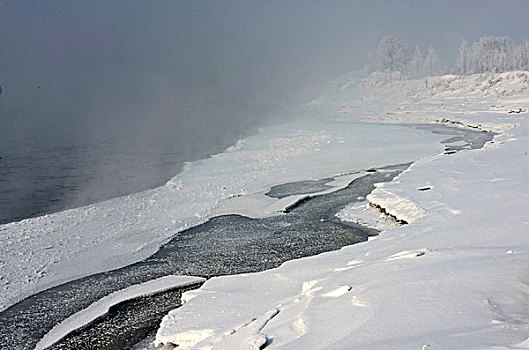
[0, 0, 528, 221]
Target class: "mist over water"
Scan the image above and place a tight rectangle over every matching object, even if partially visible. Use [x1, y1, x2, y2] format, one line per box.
[1, 1, 527, 223]
[0, 127, 255, 224]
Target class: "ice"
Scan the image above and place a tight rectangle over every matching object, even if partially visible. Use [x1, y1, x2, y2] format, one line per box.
[154, 71, 529, 349]
[35, 275, 204, 350]
[367, 182, 426, 224]
[336, 201, 399, 231]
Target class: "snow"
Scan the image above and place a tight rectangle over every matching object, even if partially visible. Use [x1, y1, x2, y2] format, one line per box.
[335, 201, 397, 232]
[211, 172, 363, 219]
[35, 275, 204, 350]
[154, 71, 529, 349]
[0, 120, 446, 312]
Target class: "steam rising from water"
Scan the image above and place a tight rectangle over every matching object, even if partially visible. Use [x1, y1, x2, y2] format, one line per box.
[0, 1, 527, 222]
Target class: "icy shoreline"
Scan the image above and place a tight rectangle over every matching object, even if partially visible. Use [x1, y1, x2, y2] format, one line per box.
[0, 121, 446, 314]
[154, 71, 529, 349]
[43, 166, 403, 349]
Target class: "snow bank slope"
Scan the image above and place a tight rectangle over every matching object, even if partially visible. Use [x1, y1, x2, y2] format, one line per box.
[155, 72, 529, 349]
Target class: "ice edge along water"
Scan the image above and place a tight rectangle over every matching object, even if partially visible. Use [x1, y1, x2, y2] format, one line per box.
[35, 275, 205, 350]
[154, 71, 529, 349]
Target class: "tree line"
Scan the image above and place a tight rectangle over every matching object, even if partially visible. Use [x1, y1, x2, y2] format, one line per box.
[368, 34, 529, 78]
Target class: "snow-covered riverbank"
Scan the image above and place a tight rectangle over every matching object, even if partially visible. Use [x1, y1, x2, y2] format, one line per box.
[155, 71, 529, 349]
[0, 114, 446, 313]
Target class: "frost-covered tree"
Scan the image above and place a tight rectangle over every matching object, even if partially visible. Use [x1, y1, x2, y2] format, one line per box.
[455, 40, 470, 74]
[368, 35, 445, 79]
[369, 34, 413, 73]
[524, 41, 529, 68]
[424, 46, 441, 76]
[407, 46, 424, 78]
[473, 37, 512, 72]
[454, 36, 529, 74]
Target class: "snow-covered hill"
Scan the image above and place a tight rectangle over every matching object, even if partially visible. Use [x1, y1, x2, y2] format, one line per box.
[155, 71, 529, 349]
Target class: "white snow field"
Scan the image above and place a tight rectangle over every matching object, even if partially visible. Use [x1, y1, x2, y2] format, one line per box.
[155, 71, 529, 349]
[0, 114, 446, 311]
